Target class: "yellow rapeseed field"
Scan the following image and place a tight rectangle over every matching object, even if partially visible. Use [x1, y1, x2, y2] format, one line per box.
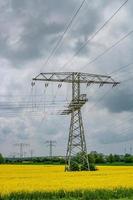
[0, 165, 133, 195]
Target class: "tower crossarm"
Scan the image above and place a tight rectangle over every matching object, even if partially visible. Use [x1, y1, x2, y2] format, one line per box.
[33, 72, 120, 86]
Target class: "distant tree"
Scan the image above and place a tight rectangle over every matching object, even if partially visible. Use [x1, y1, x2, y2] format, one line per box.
[88, 153, 95, 164]
[0, 153, 4, 164]
[113, 154, 121, 162]
[107, 154, 114, 163]
[124, 154, 133, 163]
[89, 151, 105, 164]
[96, 153, 105, 163]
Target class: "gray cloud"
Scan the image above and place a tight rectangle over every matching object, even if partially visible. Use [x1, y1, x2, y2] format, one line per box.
[0, 0, 133, 156]
[97, 83, 133, 113]
[0, 0, 106, 66]
[96, 130, 133, 144]
[0, 126, 12, 143]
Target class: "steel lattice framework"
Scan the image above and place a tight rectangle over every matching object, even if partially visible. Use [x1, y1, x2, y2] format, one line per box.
[14, 143, 29, 158]
[33, 72, 119, 171]
[45, 140, 56, 158]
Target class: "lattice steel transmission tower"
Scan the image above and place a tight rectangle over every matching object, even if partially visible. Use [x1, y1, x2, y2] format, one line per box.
[45, 140, 56, 158]
[30, 149, 34, 158]
[32, 72, 119, 171]
[14, 143, 30, 158]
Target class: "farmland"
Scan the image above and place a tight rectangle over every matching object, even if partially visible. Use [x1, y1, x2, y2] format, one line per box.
[0, 165, 133, 199]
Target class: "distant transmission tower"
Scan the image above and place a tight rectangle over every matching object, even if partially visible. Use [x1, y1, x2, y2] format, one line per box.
[124, 147, 127, 155]
[33, 72, 119, 171]
[130, 145, 132, 155]
[45, 140, 56, 158]
[14, 143, 30, 158]
[30, 149, 34, 158]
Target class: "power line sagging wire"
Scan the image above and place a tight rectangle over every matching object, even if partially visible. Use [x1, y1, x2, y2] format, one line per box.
[108, 62, 133, 76]
[80, 30, 133, 70]
[84, 62, 133, 114]
[40, 0, 86, 70]
[58, 0, 129, 71]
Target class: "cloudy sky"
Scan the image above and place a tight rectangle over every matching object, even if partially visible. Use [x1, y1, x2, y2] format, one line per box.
[0, 0, 133, 157]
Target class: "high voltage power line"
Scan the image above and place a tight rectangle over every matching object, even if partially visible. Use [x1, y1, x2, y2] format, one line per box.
[82, 60, 133, 116]
[1, 61, 132, 109]
[59, 0, 129, 71]
[0, 59, 132, 117]
[1, 60, 132, 114]
[108, 62, 133, 76]
[39, 0, 129, 72]
[41, 0, 86, 70]
[80, 30, 133, 70]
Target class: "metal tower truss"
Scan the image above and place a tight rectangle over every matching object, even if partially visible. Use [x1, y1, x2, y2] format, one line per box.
[45, 140, 56, 158]
[33, 72, 118, 85]
[33, 72, 119, 171]
[14, 143, 29, 158]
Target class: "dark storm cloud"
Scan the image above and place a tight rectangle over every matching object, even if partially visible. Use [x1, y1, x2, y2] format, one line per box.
[97, 130, 133, 144]
[71, 5, 102, 38]
[0, 0, 105, 66]
[0, 0, 68, 65]
[9, 21, 64, 63]
[0, 0, 83, 64]
[97, 82, 133, 113]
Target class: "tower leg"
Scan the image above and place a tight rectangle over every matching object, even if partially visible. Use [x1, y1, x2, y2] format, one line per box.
[65, 109, 90, 171]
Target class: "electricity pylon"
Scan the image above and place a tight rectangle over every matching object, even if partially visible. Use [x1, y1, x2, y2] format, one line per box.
[130, 145, 132, 155]
[30, 149, 34, 158]
[45, 140, 56, 158]
[33, 72, 119, 171]
[14, 143, 30, 158]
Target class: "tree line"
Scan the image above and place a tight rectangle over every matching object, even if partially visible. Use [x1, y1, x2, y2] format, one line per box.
[0, 151, 133, 165]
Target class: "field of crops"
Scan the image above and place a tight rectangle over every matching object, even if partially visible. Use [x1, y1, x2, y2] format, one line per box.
[0, 165, 133, 196]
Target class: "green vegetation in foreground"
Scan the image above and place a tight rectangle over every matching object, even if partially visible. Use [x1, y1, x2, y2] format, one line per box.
[1, 188, 133, 200]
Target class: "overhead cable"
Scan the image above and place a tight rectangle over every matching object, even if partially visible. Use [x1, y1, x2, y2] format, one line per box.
[80, 30, 133, 70]
[41, 0, 86, 69]
[59, 0, 129, 70]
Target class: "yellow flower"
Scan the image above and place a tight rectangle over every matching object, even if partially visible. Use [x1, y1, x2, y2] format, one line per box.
[0, 165, 133, 195]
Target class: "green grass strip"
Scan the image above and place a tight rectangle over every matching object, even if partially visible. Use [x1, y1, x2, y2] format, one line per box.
[0, 188, 133, 200]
